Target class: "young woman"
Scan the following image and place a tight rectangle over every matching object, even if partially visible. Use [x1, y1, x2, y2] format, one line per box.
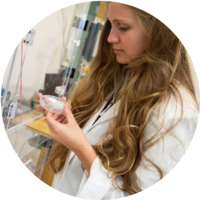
[36, 2, 199, 199]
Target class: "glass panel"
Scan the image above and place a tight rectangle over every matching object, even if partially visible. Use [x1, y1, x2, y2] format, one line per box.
[2, 1, 107, 130]
[1, 1, 108, 180]
[7, 126, 50, 158]
[7, 125, 51, 178]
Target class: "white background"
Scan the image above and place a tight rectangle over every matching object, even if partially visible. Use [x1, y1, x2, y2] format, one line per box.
[0, 0, 200, 200]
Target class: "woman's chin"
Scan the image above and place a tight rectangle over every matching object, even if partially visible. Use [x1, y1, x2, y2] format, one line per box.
[116, 57, 129, 64]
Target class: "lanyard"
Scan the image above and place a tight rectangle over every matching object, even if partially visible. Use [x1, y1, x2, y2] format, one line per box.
[92, 98, 114, 126]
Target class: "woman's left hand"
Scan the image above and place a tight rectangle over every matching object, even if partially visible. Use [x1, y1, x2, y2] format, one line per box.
[45, 103, 97, 174]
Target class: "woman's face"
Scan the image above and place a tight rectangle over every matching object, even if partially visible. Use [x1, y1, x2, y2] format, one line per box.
[107, 3, 147, 64]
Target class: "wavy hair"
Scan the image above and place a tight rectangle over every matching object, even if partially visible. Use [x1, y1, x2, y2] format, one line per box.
[48, 3, 198, 194]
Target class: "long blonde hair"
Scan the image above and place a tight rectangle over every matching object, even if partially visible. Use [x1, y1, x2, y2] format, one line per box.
[49, 3, 198, 194]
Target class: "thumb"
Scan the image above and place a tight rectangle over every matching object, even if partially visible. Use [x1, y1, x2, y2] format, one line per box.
[45, 113, 60, 129]
[63, 103, 74, 124]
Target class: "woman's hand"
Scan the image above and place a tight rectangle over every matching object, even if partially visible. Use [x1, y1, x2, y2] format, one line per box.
[35, 93, 68, 124]
[45, 103, 97, 174]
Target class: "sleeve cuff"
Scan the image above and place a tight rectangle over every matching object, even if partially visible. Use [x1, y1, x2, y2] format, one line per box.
[76, 156, 114, 199]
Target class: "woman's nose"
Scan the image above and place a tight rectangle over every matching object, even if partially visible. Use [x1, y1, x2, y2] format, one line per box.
[107, 28, 119, 44]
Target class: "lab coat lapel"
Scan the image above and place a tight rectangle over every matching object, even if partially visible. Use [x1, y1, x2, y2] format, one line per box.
[54, 100, 120, 189]
[81, 101, 108, 135]
[86, 99, 120, 133]
[67, 101, 108, 164]
[67, 100, 120, 165]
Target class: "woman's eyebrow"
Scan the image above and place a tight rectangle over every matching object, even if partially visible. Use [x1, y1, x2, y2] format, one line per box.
[107, 17, 126, 23]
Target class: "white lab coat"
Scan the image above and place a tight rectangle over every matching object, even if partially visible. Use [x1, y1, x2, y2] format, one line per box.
[52, 85, 198, 199]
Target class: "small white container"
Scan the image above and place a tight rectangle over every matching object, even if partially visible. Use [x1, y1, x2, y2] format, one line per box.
[39, 95, 71, 114]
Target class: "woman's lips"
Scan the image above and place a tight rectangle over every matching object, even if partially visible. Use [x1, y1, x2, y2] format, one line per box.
[114, 49, 124, 54]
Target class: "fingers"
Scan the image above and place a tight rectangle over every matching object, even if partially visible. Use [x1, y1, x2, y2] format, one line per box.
[45, 111, 67, 124]
[63, 118, 68, 124]
[46, 113, 67, 135]
[46, 113, 59, 126]
[43, 109, 65, 120]
[45, 114, 60, 139]
[36, 94, 69, 122]
[60, 96, 67, 102]
[63, 103, 74, 124]
[53, 113, 65, 121]
[35, 104, 45, 111]
[57, 115, 66, 123]
[36, 93, 43, 101]
[35, 93, 44, 111]
[46, 111, 54, 117]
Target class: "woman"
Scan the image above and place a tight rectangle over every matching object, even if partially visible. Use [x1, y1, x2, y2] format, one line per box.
[36, 2, 199, 199]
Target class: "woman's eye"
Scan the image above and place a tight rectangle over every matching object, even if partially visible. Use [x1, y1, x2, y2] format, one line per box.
[118, 26, 129, 32]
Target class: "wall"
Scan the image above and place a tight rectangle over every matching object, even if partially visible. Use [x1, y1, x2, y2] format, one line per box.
[2, 3, 88, 100]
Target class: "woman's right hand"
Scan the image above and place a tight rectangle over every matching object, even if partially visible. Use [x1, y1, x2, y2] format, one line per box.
[35, 93, 68, 124]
